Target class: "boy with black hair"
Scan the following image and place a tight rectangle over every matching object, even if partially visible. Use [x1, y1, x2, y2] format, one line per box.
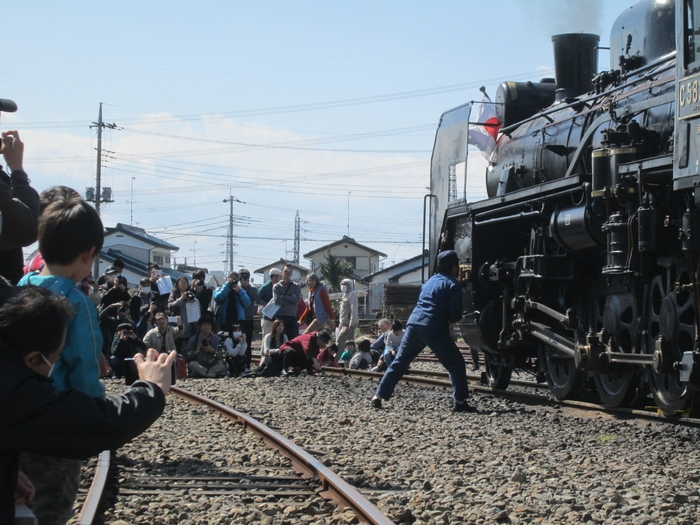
[0, 285, 176, 523]
[18, 187, 108, 524]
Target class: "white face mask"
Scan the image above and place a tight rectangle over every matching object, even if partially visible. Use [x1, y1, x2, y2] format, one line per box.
[141, 286, 151, 295]
[41, 353, 55, 377]
[341, 285, 348, 293]
[232, 331, 243, 340]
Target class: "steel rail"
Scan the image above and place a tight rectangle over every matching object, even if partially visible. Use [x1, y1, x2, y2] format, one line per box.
[170, 386, 394, 525]
[322, 366, 700, 427]
[321, 365, 547, 389]
[77, 450, 111, 525]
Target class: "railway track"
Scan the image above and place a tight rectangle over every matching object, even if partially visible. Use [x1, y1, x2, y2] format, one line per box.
[75, 386, 394, 525]
[321, 366, 700, 428]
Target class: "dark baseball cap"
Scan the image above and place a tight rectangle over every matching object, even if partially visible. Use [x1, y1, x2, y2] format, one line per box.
[0, 99, 17, 113]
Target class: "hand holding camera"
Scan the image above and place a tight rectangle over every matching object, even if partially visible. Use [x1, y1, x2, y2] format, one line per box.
[1, 130, 24, 172]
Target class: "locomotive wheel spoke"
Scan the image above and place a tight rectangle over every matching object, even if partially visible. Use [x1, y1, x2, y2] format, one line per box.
[592, 293, 641, 408]
[540, 346, 583, 400]
[645, 258, 694, 416]
[483, 356, 512, 390]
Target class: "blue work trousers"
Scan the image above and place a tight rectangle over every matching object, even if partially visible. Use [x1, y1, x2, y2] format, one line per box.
[375, 323, 469, 403]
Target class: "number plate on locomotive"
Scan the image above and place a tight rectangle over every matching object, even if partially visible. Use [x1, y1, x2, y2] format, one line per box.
[678, 73, 700, 120]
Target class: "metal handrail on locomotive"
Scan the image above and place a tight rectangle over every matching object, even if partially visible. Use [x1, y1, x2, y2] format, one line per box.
[427, 0, 700, 416]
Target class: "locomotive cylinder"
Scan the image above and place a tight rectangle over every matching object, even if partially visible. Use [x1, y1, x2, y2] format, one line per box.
[551, 203, 605, 253]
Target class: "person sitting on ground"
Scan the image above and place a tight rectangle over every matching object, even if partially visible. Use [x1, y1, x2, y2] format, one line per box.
[144, 312, 184, 355]
[261, 319, 288, 360]
[109, 322, 148, 378]
[224, 330, 247, 376]
[372, 319, 404, 371]
[0, 284, 176, 523]
[185, 314, 224, 378]
[273, 331, 329, 376]
[317, 343, 340, 368]
[130, 277, 154, 325]
[370, 318, 392, 364]
[349, 339, 373, 370]
[17, 186, 110, 524]
[339, 340, 356, 366]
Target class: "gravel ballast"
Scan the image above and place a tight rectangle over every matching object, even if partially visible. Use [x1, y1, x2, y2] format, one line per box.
[79, 373, 700, 524]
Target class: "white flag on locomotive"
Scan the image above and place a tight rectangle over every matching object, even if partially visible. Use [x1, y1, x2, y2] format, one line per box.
[468, 94, 501, 159]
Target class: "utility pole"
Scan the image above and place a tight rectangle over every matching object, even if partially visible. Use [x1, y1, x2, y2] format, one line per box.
[223, 192, 243, 274]
[87, 103, 117, 280]
[293, 211, 300, 264]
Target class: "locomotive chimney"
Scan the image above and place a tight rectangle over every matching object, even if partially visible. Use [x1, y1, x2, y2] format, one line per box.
[551, 33, 599, 101]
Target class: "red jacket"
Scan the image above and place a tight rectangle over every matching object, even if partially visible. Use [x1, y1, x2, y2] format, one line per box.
[280, 332, 322, 361]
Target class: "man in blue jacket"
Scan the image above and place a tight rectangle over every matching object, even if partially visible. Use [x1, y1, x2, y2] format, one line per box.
[213, 271, 251, 335]
[371, 250, 476, 412]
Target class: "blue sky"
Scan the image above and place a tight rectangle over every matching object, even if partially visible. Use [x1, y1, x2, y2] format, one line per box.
[2, 0, 637, 281]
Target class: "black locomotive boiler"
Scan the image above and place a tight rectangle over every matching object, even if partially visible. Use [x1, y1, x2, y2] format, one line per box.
[427, 0, 700, 416]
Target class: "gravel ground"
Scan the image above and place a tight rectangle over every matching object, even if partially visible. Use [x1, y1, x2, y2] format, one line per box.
[70, 382, 359, 525]
[178, 373, 700, 525]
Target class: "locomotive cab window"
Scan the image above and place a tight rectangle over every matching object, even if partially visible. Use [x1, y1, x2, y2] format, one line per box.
[684, 0, 700, 71]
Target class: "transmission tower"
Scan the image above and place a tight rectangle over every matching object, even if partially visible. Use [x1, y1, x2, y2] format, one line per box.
[293, 211, 300, 264]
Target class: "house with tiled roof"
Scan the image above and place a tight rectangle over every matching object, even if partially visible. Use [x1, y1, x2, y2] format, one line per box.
[303, 236, 386, 280]
[97, 223, 187, 287]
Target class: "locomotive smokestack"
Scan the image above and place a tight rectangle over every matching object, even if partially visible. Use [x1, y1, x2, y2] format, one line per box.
[551, 33, 599, 100]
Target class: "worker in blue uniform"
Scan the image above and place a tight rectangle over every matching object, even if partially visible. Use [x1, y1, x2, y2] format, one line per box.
[371, 250, 476, 412]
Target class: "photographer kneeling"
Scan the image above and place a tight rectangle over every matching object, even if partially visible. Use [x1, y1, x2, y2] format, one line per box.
[184, 314, 224, 378]
[109, 322, 148, 379]
[0, 285, 176, 522]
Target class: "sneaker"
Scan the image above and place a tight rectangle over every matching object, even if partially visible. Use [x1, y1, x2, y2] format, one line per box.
[371, 396, 383, 409]
[453, 400, 477, 413]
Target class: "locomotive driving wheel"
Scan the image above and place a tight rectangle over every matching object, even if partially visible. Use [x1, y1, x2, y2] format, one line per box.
[483, 354, 512, 390]
[645, 257, 696, 416]
[540, 344, 584, 400]
[592, 293, 641, 408]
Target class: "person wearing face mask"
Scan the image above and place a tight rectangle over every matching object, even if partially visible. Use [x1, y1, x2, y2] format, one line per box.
[98, 266, 130, 310]
[336, 278, 358, 351]
[0, 285, 176, 524]
[130, 277, 154, 324]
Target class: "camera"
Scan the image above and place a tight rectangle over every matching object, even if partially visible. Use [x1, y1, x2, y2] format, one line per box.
[186, 291, 195, 300]
[201, 340, 209, 347]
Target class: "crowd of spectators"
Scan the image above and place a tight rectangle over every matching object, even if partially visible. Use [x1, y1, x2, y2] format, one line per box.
[0, 120, 410, 521]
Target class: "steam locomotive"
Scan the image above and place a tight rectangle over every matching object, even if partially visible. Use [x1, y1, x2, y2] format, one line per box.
[428, 0, 700, 416]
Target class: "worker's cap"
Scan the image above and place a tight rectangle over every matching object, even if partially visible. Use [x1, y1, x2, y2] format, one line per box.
[105, 266, 118, 275]
[0, 99, 17, 113]
[269, 268, 282, 277]
[117, 322, 134, 331]
[316, 331, 331, 345]
[437, 250, 459, 267]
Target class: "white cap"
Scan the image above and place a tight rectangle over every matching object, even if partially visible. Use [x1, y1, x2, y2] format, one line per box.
[269, 268, 282, 277]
